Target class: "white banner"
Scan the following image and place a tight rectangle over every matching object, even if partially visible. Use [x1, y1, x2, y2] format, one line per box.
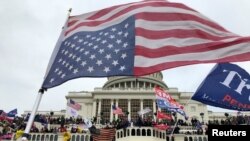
[67, 106, 78, 118]
[137, 107, 152, 115]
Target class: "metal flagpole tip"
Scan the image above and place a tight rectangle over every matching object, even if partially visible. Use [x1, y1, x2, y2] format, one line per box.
[68, 8, 72, 13]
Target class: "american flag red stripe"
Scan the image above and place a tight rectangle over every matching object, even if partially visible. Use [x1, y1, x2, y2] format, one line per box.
[61, 0, 250, 76]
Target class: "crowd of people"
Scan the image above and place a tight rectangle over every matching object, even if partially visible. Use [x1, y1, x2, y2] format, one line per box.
[1, 113, 250, 140]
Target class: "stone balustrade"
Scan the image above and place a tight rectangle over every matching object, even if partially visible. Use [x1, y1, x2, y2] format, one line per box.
[8, 126, 208, 141]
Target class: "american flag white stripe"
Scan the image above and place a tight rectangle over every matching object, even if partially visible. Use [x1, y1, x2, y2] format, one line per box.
[136, 36, 213, 48]
[68, 12, 97, 27]
[136, 37, 244, 52]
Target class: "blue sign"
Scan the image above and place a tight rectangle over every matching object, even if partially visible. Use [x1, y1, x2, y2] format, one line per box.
[192, 63, 250, 111]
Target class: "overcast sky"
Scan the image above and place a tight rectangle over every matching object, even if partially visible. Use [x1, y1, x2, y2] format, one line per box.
[1, 0, 250, 115]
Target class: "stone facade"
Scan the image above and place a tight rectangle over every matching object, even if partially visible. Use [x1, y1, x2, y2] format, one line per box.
[66, 72, 209, 123]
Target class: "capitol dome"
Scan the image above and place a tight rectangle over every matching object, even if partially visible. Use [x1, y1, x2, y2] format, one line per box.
[103, 72, 168, 89]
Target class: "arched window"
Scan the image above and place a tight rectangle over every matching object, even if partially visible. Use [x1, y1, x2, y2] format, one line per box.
[36, 135, 40, 141]
[81, 135, 85, 141]
[171, 136, 175, 141]
[142, 129, 146, 136]
[132, 129, 135, 136]
[85, 135, 89, 141]
[117, 132, 120, 138]
[147, 129, 151, 136]
[76, 135, 80, 141]
[54, 135, 58, 141]
[71, 135, 76, 141]
[31, 135, 36, 141]
[166, 136, 170, 141]
[41, 135, 44, 141]
[49, 135, 54, 141]
[137, 129, 141, 136]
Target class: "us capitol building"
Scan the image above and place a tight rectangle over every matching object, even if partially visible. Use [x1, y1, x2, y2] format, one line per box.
[65, 72, 209, 123]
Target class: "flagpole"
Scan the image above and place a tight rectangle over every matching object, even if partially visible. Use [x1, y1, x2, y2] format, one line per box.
[22, 89, 45, 140]
[170, 118, 178, 137]
[169, 93, 193, 138]
[21, 8, 72, 141]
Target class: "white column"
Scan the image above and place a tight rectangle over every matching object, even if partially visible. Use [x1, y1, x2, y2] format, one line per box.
[153, 99, 156, 121]
[125, 82, 127, 89]
[128, 99, 131, 121]
[110, 99, 114, 122]
[92, 100, 97, 118]
[140, 99, 143, 118]
[97, 99, 102, 124]
[115, 99, 119, 120]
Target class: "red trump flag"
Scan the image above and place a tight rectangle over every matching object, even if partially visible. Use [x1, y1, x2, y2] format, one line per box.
[157, 111, 172, 120]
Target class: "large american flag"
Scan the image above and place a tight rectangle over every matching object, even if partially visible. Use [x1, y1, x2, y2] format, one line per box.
[92, 128, 116, 141]
[42, 0, 250, 89]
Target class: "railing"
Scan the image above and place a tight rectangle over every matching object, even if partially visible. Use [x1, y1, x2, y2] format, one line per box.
[10, 133, 91, 141]
[183, 135, 208, 141]
[70, 133, 91, 141]
[94, 87, 154, 91]
[9, 127, 208, 141]
[179, 126, 198, 134]
[116, 127, 175, 141]
[11, 133, 59, 141]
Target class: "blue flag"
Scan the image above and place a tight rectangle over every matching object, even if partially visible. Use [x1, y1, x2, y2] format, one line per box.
[7, 109, 17, 117]
[192, 63, 250, 111]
